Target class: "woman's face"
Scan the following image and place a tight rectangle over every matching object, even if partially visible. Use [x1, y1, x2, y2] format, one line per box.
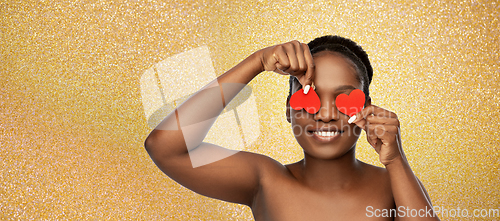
[287, 51, 364, 160]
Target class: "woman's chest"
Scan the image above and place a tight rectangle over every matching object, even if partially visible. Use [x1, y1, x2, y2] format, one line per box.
[251, 179, 395, 221]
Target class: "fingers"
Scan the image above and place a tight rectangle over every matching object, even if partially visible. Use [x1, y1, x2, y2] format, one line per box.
[366, 123, 399, 140]
[364, 115, 400, 127]
[350, 105, 399, 130]
[273, 45, 290, 73]
[280, 42, 300, 73]
[365, 122, 399, 151]
[301, 43, 315, 91]
[349, 104, 400, 150]
[351, 105, 398, 125]
[365, 123, 381, 150]
[272, 40, 314, 90]
[293, 41, 307, 73]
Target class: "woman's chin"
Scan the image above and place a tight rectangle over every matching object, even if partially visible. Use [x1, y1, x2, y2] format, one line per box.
[304, 147, 354, 161]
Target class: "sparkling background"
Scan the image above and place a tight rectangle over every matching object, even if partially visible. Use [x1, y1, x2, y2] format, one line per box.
[1, 0, 499, 220]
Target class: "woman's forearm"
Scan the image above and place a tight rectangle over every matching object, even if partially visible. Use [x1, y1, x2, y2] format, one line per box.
[386, 157, 440, 220]
[145, 52, 264, 156]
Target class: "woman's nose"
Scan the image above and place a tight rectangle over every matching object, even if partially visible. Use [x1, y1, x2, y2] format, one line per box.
[313, 99, 340, 122]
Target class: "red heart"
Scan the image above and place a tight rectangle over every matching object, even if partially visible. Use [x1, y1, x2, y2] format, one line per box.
[335, 89, 365, 117]
[289, 88, 321, 114]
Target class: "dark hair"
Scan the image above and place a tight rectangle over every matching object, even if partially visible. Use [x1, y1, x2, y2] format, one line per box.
[288, 35, 373, 100]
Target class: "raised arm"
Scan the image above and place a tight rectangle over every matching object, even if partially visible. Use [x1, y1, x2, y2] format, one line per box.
[144, 41, 314, 206]
[351, 105, 440, 220]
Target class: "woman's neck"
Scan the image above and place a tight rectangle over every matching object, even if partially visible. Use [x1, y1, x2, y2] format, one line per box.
[299, 146, 362, 192]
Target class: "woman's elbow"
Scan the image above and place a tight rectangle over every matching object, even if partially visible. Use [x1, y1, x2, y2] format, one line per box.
[144, 130, 164, 156]
[144, 129, 185, 159]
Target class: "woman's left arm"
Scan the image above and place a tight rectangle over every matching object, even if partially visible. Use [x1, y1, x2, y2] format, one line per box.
[351, 105, 440, 221]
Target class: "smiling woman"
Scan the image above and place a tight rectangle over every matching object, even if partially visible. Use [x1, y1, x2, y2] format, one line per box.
[2, 1, 498, 219]
[144, 35, 440, 220]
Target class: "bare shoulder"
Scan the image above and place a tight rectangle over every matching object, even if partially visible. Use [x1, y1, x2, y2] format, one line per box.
[235, 150, 288, 169]
[221, 150, 292, 182]
[242, 151, 292, 178]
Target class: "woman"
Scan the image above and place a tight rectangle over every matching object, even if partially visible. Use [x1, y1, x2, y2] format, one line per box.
[145, 35, 439, 220]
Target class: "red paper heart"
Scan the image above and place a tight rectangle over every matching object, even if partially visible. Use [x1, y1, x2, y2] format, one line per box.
[289, 88, 321, 114]
[335, 89, 365, 117]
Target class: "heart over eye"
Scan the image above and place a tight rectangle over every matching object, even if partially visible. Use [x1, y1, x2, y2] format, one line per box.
[289, 89, 321, 114]
[335, 89, 365, 117]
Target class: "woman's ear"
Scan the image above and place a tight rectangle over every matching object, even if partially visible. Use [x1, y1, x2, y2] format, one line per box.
[365, 96, 372, 107]
[286, 96, 291, 123]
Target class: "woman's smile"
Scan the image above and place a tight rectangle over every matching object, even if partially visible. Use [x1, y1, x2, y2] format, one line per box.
[309, 130, 343, 143]
[305, 126, 346, 143]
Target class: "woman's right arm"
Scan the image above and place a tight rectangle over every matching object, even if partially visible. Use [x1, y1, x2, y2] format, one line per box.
[144, 41, 314, 206]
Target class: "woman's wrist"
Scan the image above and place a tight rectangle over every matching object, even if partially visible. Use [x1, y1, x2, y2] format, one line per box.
[217, 51, 265, 84]
[384, 155, 409, 173]
[247, 50, 266, 75]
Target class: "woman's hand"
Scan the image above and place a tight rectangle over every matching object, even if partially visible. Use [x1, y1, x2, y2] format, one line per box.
[350, 105, 406, 166]
[351, 105, 439, 220]
[257, 40, 315, 90]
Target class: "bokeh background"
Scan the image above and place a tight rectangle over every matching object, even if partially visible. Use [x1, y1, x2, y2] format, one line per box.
[1, 0, 499, 220]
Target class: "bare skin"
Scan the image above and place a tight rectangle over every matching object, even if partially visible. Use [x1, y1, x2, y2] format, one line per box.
[145, 40, 439, 220]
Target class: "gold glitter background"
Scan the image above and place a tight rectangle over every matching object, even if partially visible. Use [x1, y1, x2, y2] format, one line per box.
[1, 0, 499, 220]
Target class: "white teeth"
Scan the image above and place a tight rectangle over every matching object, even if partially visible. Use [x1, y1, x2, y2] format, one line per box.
[313, 131, 339, 137]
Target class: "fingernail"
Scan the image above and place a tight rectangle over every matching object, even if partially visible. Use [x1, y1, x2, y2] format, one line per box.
[303, 85, 310, 94]
[348, 115, 357, 124]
